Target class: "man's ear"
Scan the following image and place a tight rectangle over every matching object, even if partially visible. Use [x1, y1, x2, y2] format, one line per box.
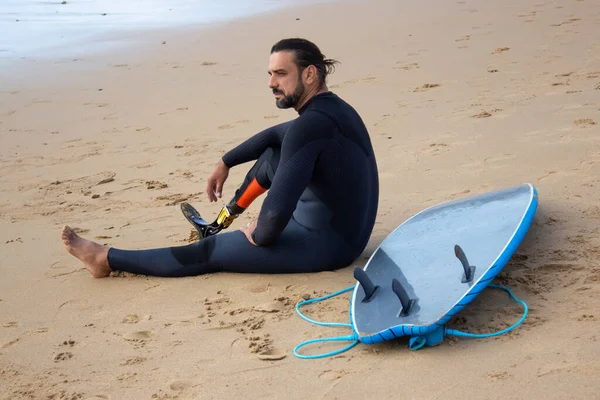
[304, 65, 317, 84]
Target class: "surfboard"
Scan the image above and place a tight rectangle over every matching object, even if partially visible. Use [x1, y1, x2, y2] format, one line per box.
[350, 183, 538, 346]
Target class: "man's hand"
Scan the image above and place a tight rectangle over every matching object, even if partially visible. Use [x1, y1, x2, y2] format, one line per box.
[240, 219, 258, 246]
[206, 159, 230, 202]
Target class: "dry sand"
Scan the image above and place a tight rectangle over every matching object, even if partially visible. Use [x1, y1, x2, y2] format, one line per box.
[1, 0, 600, 398]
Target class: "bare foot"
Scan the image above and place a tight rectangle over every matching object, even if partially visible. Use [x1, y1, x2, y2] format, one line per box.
[62, 226, 111, 278]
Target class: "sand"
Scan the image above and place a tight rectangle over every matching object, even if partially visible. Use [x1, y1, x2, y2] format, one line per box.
[1, 0, 600, 398]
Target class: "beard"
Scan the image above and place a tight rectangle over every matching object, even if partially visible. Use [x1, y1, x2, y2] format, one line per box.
[274, 80, 305, 109]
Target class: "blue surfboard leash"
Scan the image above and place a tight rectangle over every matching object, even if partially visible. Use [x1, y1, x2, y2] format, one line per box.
[293, 283, 528, 359]
[293, 286, 360, 359]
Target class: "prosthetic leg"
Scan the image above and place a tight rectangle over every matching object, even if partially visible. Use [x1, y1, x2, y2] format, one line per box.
[181, 147, 280, 240]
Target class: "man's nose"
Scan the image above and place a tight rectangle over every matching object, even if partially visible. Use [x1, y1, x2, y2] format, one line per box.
[268, 75, 276, 89]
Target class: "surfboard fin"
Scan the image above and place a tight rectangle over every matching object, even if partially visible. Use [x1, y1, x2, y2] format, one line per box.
[353, 267, 379, 303]
[455, 244, 476, 283]
[392, 278, 415, 317]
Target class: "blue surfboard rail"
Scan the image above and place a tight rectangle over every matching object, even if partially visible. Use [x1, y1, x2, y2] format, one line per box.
[354, 184, 538, 344]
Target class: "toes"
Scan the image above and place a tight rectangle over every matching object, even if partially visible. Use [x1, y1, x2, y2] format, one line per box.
[62, 226, 77, 240]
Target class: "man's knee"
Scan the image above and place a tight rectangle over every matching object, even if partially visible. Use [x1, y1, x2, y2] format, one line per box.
[255, 147, 280, 188]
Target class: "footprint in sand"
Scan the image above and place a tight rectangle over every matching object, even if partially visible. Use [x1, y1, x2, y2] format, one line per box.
[245, 283, 271, 293]
[54, 352, 73, 362]
[256, 348, 286, 361]
[253, 301, 285, 313]
[155, 192, 202, 206]
[330, 78, 360, 89]
[145, 181, 168, 190]
[3, 322, 18, 328]
[413, 83, 441, 92]
[218, 124, 234, 130]
[556, 72, 574, 78]
[96, 175, 115, 185]
[471, 110, 492, 118]
[577, 314, 597, 322]
[393, 62, 419, 71]
[247, 333, 272, 354]
[484, 154, 516, 165]
[121, 356, 146, 366]
[200, 61, 217, 66]
[492, 47, 510, 54]
[83, 102, 109, 108]
[420, 143, 449, 156]
[102, 113, 118, 120]
[135, 127, 151, 133]
[551, 17, 581, 27]
[158, 107, 189, 116]
[486, 371, 513, 380]
[518, 11, 537, 18]
[136, 162, 156, 169]
[170, 380, 193, 391]
[123, 331, 153, 342]
[488, 68, 499, 73]
[585, 71, 600, 79]
[318, 369, 349, 381]
[584, 268, 600, 284]
[60, 339, 76, 347]
[122, 314, 140, 324]
[264, 115, 279, 119]
[470, 109, 502, 118]
[118, 372, 137, 381]
[455, 35, 471, 42]
[574, 118, 596, 127]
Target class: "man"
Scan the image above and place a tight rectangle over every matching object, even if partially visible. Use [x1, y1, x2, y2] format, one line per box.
[61, 38, 379, 278]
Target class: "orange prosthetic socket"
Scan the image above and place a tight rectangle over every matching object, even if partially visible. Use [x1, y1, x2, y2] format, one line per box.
[218, 177, 268, 226]
[235, 178, 267, 209]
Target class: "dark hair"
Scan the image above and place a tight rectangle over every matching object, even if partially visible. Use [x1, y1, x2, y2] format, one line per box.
[270, 38, 340, 87]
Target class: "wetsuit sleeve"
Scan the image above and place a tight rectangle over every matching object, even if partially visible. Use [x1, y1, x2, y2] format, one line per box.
[221, 120, 293, 168]
[252, 111, 335, 246]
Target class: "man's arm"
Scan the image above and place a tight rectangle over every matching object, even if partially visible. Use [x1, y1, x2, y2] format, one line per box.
[251, 111, 335, 246]
[221, 120, 294, 168]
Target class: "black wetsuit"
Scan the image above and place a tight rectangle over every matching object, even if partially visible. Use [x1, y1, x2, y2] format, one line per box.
[107, 92, 379, 276]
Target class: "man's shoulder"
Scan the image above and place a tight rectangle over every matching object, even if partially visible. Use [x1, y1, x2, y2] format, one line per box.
[280, 110, 336, 148]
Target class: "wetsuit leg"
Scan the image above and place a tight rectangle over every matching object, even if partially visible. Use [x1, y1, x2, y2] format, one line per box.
[226, 147, 280, 215]
[107, 239, 218, 277]
[106, 217, 355, 277]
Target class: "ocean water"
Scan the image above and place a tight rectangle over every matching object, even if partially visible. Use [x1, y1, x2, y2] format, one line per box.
[0, 0, 323, 60]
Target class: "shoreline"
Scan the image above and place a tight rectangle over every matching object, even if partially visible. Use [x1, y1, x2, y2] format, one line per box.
[0, 1, 351, 91]
[0, 0, 338, 61]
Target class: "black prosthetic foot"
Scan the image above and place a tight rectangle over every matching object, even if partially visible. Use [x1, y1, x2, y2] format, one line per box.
[180, 202, 238, 240]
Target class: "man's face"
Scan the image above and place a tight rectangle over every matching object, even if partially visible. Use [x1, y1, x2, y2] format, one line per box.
[268, 51, 305, 109]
